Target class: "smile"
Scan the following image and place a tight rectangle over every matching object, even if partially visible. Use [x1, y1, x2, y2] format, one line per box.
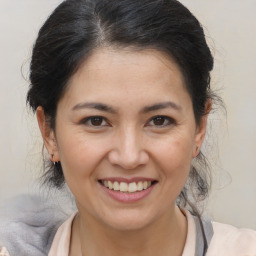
[98, 178, 158, 202]
[100, 180, 153, 193]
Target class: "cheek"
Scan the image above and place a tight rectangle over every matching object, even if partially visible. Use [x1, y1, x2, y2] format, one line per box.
[152, 134, 194, 177]
[56, 130, 109, 180]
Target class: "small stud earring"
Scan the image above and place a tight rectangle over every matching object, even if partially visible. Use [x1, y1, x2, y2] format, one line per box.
[51, 154, 55, 164]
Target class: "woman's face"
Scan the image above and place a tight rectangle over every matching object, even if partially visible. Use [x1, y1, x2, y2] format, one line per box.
[39, 48, 208, 230]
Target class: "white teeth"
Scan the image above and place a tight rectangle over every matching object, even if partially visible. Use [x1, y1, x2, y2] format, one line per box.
[108, 181, 113, 189]
[128, 182, 137, 193]
[102, 180, 154, 193]
[113, 181, 119, 191]
[137, 181, 143, 191]
[120, 182, 128, 192]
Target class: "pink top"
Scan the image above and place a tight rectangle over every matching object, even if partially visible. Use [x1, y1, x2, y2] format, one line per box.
[48, 211, 256, 256]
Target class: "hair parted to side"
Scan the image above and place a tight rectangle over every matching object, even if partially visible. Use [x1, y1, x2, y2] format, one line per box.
[27, 0, 220, 213]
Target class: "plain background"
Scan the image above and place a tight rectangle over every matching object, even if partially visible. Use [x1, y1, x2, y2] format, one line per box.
[0, 0, 255, 229]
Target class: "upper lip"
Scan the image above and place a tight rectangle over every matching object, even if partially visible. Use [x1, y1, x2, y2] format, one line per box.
[99, 177, 157, 183]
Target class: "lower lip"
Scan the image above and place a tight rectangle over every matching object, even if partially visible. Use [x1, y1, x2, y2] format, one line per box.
[99, 183, 155, 203]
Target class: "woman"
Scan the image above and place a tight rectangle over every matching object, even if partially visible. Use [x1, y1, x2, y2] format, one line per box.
[1, 0, 255, 255]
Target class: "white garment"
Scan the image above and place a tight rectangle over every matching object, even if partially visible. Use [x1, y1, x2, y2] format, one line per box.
[207, 221, 256, 255]
[48, 210, 256, 256]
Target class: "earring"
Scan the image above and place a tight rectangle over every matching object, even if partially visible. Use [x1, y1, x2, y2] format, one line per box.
[50, 154, 55, 164]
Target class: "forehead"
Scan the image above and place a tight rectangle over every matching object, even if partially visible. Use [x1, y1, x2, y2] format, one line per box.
[72, 47, 184, 85]
[60, 47, 191, 111]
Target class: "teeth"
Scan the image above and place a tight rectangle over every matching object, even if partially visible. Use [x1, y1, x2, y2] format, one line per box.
[128, 182, 137, 193]
[120, 182, 128, 192]
[108, 181, 113, 190]
[102, 180, 153, 193]
[143, 181, 148, 189]
[113, 181, 119, 191]
[137, 181, 143, 191]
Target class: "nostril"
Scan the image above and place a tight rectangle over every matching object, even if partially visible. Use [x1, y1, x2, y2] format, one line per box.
[107, 137, 150, 169]
[108, 150, 149, 170]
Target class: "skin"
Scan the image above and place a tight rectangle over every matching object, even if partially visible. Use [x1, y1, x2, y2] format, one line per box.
[37, 48, 210, 256]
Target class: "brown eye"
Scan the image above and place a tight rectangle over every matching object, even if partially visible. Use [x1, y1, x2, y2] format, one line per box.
[153, 117, 166, 126]
[81, 116, 108, 127]
[148, 116, 174, 127]
[90, 117, 104, 126]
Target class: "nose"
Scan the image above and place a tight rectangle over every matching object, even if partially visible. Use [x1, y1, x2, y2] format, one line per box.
[108, 127, 149, 170]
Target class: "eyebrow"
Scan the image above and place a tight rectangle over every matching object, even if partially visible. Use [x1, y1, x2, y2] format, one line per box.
[72, 102, 117, 113]
[72, 101, 181, 113]
[141, 101, 182, 113]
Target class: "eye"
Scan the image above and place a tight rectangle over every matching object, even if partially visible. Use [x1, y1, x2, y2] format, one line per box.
[81, 116, 108, 127]
[147, 116, 175, 127]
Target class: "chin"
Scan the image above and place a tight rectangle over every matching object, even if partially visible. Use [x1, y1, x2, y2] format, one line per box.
[101, 209, 157, 231]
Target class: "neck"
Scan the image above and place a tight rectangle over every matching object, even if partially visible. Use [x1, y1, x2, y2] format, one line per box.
[70, 206, 187, 256]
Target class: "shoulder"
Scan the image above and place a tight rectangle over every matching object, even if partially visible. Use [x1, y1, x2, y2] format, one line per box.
[207, 221, 256, 255]
[0, 194, 74, 256]
[48, 213, 76, 256]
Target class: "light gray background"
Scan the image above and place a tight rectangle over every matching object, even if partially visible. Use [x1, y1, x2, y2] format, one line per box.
[0, 0, 255, 229]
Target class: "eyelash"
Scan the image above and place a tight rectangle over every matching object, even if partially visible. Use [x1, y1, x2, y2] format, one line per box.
[147, 115, 176, 128]
[80, 115, 175, 128]
[80, 116, 109, 127]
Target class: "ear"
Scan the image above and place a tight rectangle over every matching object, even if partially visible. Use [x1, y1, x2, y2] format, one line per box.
[36, 106, 60, 162]
[193, 99, 212, 158]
